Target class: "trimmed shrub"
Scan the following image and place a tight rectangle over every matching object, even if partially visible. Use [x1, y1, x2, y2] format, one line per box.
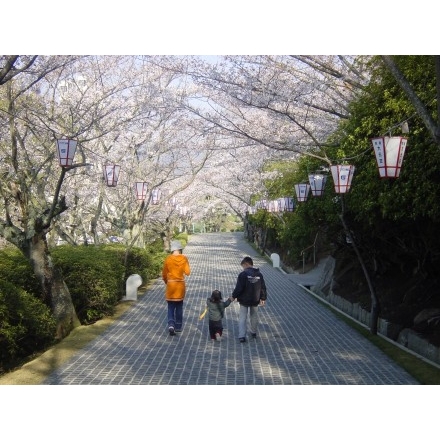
[0, 279, 56, 373]
[0, 242, 166, 371]
[51, 245, 126, 324]
[51, 243, 166, 324]
[0, 248, 42, 297]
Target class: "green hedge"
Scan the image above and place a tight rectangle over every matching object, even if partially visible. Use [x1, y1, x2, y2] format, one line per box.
[51, 242, 166, 324]
[51, 245, 127, 324]
[0, 248, 41, 297]
[0, 279, 56, 373]
[0, 242, 166, 372]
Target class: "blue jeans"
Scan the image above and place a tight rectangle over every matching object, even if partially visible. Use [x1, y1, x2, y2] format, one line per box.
[167, 300, 183, 330]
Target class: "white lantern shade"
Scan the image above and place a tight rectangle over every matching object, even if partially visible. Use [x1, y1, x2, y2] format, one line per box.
[56, 139, 77, 167]
[278, 198, 286, 212]
[135, 182, 148, 200]
[151, 188, 161, 205]
[269, 200, 280, 213]
[283, 197, 295, 212]
[330, 165, 355, 193]
[309, 173, 328, 196]
[371, 136, 408, 178]
[294, 183, 311, 202]
[104, 164, 120, 187]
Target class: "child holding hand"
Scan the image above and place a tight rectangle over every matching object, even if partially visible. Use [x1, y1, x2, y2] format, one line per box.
[206, 290, 234, 341]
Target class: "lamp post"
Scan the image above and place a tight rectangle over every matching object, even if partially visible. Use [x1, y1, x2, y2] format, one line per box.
[56, 138, 77, 167]
[103, 164, 120, 187]
[329, 162, 381, 334]
[371, 136, 408, 178]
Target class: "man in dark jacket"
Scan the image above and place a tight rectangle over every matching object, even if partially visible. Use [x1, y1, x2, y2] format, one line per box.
[232, 256, 267, 342]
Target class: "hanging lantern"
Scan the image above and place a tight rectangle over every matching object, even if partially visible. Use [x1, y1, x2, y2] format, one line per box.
[56, 138, 77, 167]
[278, 198, 286, 212]
[281, 197, 295, 212]
[371, 136, 408, 178]
[135, 182, 148, 200]
[330, 164, 355, 193]
[294, 183, 311, 202]
[308, 173, 328, 196]
[267, 200, 279, 213]
[103, 164, 120, 187]
[151, 188, 161, 205]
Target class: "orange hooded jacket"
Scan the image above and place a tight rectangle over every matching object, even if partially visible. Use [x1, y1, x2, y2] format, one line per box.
[162, 254, 191, 301]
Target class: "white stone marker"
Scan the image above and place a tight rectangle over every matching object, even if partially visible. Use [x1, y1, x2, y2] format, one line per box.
[124, 274, 143, 301]
[270, 253, 280, 268]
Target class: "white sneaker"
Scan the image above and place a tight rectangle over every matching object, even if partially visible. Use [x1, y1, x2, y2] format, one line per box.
[215, 333, 222, 341]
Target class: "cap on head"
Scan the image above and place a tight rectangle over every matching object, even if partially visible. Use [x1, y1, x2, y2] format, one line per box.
[170, 240, 183, 252]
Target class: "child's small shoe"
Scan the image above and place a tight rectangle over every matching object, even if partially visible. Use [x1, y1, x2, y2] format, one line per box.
[215, 333, 222, 341]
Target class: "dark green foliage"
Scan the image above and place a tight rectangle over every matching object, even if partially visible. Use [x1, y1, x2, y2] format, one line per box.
[0, 279, 56, 373]
[249, 56, 440, 343]
[51, 245, 126, 323]
[52, 243, 166, 324]
[0, 248, 42, 297]
[124, 241, 166, 286]
[0, 242, 166, 373]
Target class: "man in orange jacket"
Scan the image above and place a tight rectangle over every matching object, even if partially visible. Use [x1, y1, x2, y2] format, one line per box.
[162, 240, 191, 335]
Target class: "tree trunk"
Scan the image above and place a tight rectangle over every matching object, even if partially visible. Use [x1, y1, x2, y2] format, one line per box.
[23, 233, 80, 339]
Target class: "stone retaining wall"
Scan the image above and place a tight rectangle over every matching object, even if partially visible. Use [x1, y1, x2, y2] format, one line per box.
[309, 257, 440, 367]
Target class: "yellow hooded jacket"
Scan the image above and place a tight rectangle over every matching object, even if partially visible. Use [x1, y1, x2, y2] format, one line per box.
[162, 254, 191, 301]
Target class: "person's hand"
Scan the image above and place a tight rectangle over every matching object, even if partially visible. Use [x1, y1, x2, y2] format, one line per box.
[260, 300, 265, 306]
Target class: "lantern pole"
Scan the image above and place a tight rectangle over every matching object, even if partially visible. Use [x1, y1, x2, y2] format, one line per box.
[338, 194, 381, 335]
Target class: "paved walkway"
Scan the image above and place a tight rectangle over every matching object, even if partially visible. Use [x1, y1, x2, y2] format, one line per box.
[44, 233, 418, 385]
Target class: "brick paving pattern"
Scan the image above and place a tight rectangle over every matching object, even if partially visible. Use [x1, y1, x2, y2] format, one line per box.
[44, 233, 418, 384]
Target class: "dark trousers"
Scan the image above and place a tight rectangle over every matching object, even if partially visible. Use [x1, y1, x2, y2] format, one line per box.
[208, 319, 223, 339]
